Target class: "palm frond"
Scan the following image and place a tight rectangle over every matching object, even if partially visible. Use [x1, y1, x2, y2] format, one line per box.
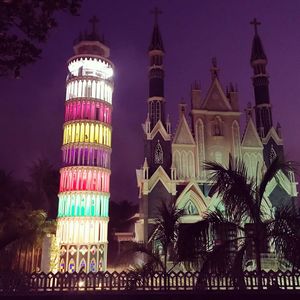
[177, 219, 210, 269]
[267, 204, 300, 269]
[204, 158, 257, 222]
[119, 242, 165, 271]
[153, 201, 184, 254]
[198, 236, 245, 279]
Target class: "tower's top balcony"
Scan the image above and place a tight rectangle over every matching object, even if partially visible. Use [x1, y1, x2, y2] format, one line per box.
[73, 16, 110, 58]
[73, 40, 110, 58]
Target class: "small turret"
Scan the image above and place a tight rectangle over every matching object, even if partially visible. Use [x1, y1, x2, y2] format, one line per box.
[143, 158, 149, 180]
[178, 100, 187, 117]
[227, 82, 239, 111]
[166, 114, 171, 134]
[191, 81, 201, 109]
[276, 122, 282, 139]
[245, 102, 253, 123]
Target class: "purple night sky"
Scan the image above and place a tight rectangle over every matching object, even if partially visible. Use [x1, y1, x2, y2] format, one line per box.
[1, 0, 300, 203]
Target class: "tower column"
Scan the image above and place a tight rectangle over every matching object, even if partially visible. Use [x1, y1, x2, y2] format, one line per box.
[56, 19, 114, 273]
[148, 8, 166, 128]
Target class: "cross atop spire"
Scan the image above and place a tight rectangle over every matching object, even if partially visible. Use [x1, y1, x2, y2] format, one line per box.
[250, 18, 261, 35]
[210, 57, 219, 80]
[89, 16, 99, 34]
[151, 7, 162, 25]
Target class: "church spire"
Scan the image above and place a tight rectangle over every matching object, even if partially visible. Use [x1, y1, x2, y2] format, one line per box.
[250, 18, 272, 138]
[149, 7, 164, 51]
[250, 18, 267, 62]
[148, 7, 166, 128]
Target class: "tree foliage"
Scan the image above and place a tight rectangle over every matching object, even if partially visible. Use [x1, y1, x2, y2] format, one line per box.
[0, 159, 59, 271]
[28, 158, 60, 219]
[0, 0, 81, 78]
[178, 156, 299, 289]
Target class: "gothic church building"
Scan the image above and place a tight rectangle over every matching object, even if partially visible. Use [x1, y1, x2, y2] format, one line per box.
[135, 18, 298, 243]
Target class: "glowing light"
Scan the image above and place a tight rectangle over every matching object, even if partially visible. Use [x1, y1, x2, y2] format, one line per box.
[68, 57, 113, 79]
[63, 122, 111, 147]
[57, 38, 113, 273]
[58, 193, 109, 217]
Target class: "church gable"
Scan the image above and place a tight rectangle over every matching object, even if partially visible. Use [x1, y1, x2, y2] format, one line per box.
[148, 166, 175, 195]
[176, 182, 208, 215]
[262, 127, 283, 146]
[202, 78, 232, 111]
[242, 118, 263, 148]
[148, 120, 171, 141]
[173, 114, 195, 145]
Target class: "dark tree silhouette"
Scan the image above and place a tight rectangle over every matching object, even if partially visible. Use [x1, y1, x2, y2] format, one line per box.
[121, 201, 183, 275]
[107, 200, 138, 265]
[28, 158, 60, 219]
[0, 0, 81, 78]
[178, 156, 299, 289]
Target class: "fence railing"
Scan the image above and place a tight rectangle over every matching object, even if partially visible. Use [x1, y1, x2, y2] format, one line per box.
[1, 270, 300, 294]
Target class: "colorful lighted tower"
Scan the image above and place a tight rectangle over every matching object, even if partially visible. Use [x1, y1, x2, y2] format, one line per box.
[56, 17, 113, 272]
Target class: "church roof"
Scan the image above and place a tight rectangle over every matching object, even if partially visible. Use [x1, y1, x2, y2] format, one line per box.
[149, 23, 164, 51]
[251, 33, 267, 62]
[262, 126, 283, 146]
[241, 117, 263, 148]
[148, 120, 171, 141]
[202, 77, 232, 111]
[173, 110, 195, 145]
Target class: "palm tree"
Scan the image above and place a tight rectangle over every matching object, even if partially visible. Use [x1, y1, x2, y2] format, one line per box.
[0, 204, 55, 272]
[0, 165, 57, 273]
[269, 204, 300, 271]
[151, 201, 184, 272]
[179, 156, 298, 289]
[119, 201, 183, 290]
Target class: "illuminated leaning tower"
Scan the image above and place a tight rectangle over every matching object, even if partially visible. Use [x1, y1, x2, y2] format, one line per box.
[56, 18, 113, 272]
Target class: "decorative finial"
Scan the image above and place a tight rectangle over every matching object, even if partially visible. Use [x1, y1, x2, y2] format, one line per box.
[211, 57, 219, 79]
[245, 102, 253, 121]
[151, 7, 162, 25]
[250, 18, 261, 35]
[89, 16, 99, 34]
[212, 57, 217, 68]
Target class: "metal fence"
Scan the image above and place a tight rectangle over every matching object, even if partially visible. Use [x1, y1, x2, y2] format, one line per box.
[1, 270, 300, 294]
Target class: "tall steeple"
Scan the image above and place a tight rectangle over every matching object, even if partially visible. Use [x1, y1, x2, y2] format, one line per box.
[250, 18, 272, 138]
[148, 7, 165, 128]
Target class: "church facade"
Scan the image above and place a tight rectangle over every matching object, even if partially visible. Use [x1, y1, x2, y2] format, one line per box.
[135, 18, 298, 244]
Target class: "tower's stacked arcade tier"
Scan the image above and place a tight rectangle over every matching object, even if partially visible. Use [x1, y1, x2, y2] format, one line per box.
[56, 29, 113, 273]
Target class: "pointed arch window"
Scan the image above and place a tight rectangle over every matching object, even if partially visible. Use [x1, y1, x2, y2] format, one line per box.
[155, 101, 161, 123]
[69, 258, 75, 273]
[269, 145, 277, 164]
[60, 259, 65, 272]
[184, 200, 198, 215]
[212, 116, 223, 136]
[90, 258, 96, 272]
[79, 258, 86, 272]
[232, 121, 241, 159]
[154, 140, 163, 164]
